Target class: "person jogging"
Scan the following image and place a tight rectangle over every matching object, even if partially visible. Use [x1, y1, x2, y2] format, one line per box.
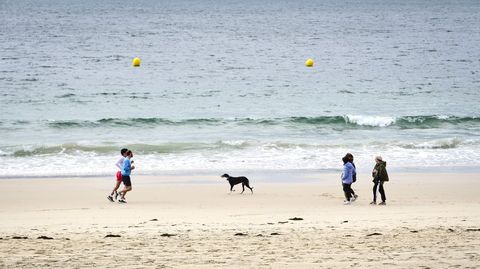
[118, 150, 135, 203]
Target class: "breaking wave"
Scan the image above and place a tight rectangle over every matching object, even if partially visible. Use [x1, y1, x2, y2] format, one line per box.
[4, 115, 480, 129]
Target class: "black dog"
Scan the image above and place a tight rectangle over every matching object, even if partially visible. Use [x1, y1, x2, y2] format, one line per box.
[221, 174, 253, 194]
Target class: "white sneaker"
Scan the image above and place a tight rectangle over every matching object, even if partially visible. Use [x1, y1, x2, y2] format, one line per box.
[344, 200, 351, 205]
[351, 194, 358, 201]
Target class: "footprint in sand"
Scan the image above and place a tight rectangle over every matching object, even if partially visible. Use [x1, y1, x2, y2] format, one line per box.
[37, 236, 54, 240]
[234, 233, 247, 236]
[160, 233, 176, 237]
[105, 234, 121, 238]
[12, 236, 28, 239]
[366, 233, 382, 236]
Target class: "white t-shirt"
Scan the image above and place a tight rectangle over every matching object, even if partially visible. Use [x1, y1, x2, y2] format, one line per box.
[115, 157, 125, 170]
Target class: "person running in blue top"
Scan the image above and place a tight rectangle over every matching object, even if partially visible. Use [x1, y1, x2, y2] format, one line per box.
[107, 148, 128, 202]
[118, 150, 135, 203]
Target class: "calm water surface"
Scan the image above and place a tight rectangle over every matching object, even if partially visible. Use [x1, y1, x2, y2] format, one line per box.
[1, 0, 479, 177]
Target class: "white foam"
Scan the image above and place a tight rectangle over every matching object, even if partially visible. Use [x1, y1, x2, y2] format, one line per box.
[1, 141, 480, 177]
[402, 138, 461, 149]
[219, 140, 249, 147]
[436, 115, 450, 120]
[345, 115, 396, 127]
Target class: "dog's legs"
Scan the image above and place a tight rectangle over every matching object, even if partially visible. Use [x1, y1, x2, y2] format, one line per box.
[230, 184, 235, 192]
[246, 183, 253, 194]
[241, 183, 245, 194]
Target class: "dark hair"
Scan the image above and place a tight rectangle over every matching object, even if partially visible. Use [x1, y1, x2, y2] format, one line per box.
[342, 156, 348, 164]
[345, 153, 354, 162]
[126, 150, 133, 157]
[120, 148, 128, 155]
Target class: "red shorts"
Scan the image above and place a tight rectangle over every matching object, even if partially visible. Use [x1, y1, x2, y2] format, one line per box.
[116, 171, 122, 182]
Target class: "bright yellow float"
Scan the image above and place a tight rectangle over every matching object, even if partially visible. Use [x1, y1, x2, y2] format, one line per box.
[305, 58, 314, 67]
[132, 57, 141, 67]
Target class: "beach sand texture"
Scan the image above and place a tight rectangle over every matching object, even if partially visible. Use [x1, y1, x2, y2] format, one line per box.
[0, 173, 479, 268]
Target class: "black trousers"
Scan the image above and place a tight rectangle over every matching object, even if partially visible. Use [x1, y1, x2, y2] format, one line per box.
[343, 183, 353, 201]
[373, 180, 386, 202]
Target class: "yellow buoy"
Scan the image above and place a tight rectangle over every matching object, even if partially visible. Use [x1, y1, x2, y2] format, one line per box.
[305, 58, 314, 67]
[132, 57, 141, 67]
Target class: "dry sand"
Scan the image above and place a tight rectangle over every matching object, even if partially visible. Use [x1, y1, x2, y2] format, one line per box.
[0, 172, 479, 268]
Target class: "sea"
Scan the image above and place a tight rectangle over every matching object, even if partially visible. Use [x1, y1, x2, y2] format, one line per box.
[1, 0, 479, 177]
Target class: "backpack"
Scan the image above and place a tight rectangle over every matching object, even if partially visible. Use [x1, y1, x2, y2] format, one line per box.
[352, 163, 357, 182]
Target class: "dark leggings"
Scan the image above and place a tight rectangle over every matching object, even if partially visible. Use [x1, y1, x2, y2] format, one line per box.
[373, 181, 386, 202]
[343, 183, 353, 201]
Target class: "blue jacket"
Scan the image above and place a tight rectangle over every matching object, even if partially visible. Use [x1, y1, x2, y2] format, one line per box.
[121, 158, 132, 176]
[341, 162, 355, 184]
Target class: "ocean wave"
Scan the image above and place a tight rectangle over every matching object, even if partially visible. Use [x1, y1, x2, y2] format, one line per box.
[5, 138, 478, 158]
[344, 115, 396, 127]
[46, 118, 225, 128]
[2, 140, 480, 178]
[344, 115, 480, 128]
[394, 116, 480, 129]
[298, 115, 480, 128]
[3, 115, 480, 130]
[399, 138, 462, 149]
[9, 141, 252, 157]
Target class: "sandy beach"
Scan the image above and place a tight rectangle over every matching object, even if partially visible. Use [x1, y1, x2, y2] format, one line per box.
[2, 0, 480, 268]
[0, 172, 479, 268]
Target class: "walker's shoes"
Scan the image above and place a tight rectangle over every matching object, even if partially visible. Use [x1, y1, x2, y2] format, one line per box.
[118, 199, 127, 203]
[344, 200, 351, 205]
[107, 195, 114, 202]
[378, 201, 386, 205]
[352, 194, 358, 201]
[370, 201, 376, 205]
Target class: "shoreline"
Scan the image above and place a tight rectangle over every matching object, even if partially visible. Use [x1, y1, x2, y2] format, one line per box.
[1, 166, 480, 180]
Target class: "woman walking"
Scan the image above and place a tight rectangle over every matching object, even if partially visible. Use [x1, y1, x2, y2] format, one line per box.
[341, 155, 356, 205]
[371, 156, 389, 205]
[345, 153, 358, 201]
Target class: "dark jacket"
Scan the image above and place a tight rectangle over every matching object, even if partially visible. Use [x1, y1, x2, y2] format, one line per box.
[373, 161, 389, 182]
